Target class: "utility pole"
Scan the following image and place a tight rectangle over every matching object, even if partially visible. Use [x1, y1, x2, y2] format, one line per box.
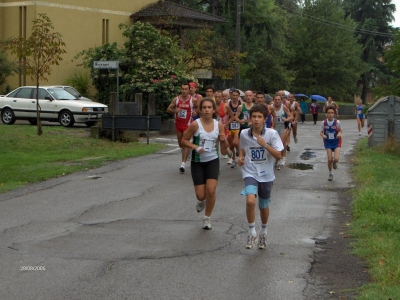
[234, 0, 242, 88]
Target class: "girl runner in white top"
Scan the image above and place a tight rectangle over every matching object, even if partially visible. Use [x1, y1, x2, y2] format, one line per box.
[182, 98, 229, 230]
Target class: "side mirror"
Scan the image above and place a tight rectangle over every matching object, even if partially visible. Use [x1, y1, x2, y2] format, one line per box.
[45, 96, 53, 101]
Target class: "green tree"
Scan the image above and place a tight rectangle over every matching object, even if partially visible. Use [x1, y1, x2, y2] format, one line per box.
[240, 0, 295, 92]
[288, 0, 364, 100]
[0, 50, 15, 88]
[373, 29, 400, 98]
[5, 13, 66, 135]
[75, 42, 124, 104]
[156, 0, 294, 90]
[343, 0, 396, 103]
[177, 25, 243, 80]
[120, 22, 193, 115]
[76, 22, 193, 117]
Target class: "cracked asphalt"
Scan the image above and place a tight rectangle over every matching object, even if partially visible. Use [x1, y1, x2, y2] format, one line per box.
[0, 119, 369, 299]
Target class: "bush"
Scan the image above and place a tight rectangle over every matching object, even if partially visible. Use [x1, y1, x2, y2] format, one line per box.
[63, 71, 91, 97]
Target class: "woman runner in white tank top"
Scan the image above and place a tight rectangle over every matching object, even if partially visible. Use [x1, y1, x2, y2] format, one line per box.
[182, 98, 229, 230]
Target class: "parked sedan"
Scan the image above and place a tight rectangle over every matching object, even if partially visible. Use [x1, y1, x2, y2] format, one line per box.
[0, 86, 108, 127]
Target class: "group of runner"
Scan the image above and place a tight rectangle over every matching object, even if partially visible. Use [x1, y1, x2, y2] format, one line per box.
[167, 83, 344, 249]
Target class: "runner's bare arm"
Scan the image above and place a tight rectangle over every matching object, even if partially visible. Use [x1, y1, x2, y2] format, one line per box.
[235, 106, 244, 123]
[193, 98, 199, 115]
[337, 123, 343, 138]
[182, 122, 203, 152]
[166, 98, 178, 114]
[270, 107, 277, 128]
[225, 106, 236, 125]
[284, 106, 293, 122]
[238, 148, 245, 166]
[218, 122, 228, 155]
[256, 136, 282, 160]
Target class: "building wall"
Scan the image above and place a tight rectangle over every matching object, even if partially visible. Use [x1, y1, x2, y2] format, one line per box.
[0, 0, 158, 90]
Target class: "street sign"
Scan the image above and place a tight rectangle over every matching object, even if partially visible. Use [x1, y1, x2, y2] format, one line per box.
[93, 61, 119, 69]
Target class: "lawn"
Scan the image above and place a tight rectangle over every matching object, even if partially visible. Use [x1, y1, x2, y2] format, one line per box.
[0, 125, 165, 193]
[351, 138, 400, 299]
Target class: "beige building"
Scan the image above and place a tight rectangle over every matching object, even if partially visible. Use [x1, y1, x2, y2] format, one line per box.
[0, 0, 158, 89]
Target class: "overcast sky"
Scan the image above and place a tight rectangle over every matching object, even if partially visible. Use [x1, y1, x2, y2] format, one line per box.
[393, 4, 400, 28]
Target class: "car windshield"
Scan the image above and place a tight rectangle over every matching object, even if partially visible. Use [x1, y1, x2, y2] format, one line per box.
[63, 87, 80, 98]
[48, 88, 77, 100]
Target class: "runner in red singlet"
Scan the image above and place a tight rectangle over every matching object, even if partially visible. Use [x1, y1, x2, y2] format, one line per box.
[167, 83, 198, 173]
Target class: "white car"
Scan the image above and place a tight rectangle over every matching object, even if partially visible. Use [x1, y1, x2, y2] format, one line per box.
[0, 86, 108, 127]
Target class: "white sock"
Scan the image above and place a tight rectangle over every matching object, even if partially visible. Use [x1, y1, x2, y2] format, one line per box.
[204, 216, 210, 220]
[248, 222, 256, 236]
[181, 162, 185, 168]
[261, 224, 268, 234]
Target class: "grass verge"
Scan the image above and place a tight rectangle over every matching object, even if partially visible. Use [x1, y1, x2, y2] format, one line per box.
[0, 125, 165, 193]
[351, 138, 400, 299]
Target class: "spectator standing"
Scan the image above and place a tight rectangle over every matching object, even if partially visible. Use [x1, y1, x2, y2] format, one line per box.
[310, 100, 320, 125]
[299, 98, 308, 124]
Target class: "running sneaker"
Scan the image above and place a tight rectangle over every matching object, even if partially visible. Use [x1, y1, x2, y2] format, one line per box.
[179, 166, 185, 173]
[294, 136, 298, 143]
[227, 150, 233, 158]
[235, 149, 239, 156]
[245, 234, 257, 249]
[333, 161, 337, 170]
[328, 173, 333, 181]
[227, 158, 233, 165]
[286, 145, 290, 151]
[196, 200, 206, 213]
[275, 163, 280, 170]
[258, 233, 267, 249]
[278, 158, 286, 166]
[202, 218, 212, 230]
[231, 160, 237, 168]
[359, 132, 361, 136]
[222, 155, 227, 159]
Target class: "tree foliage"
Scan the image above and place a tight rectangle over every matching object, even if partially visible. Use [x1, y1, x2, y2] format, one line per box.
[343, 0, 396, 102]
[0, 50, 15, 88]
[179, 26, 243, 80]
[76, 22, 194, 117]
[5, 13, 66, 135]
[288, 0, 364, 100]
[240, 0, 295, 92]
[373, 29, 400, 99]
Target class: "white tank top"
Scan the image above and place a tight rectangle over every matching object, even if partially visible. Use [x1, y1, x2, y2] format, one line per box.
[274, 104, 286, 124]
[191, 119, 219, 162]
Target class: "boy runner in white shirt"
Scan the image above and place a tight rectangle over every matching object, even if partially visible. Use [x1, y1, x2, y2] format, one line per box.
[237, 104, 284, 249]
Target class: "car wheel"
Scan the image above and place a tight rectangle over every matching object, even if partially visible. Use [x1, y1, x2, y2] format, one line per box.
[1, 108, 16, 125]
[28, 119, 37, 125]
[85, 121, 96, 127]
[59, 110, 75, 127]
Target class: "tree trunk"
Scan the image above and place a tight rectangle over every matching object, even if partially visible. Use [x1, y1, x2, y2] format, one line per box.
[36, 81, 43, 136]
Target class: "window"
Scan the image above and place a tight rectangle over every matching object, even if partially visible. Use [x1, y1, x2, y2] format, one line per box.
[102, 19, 109, 44]
[19, 6, 27, 86]
[34, 89, 52, 100]
[15, 88, 33, 99]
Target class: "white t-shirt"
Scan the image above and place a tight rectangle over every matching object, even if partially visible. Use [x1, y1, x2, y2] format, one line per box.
[240, 128, 284, 182]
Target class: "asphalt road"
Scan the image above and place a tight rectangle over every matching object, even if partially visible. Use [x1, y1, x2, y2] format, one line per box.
[0, 119, 368, 299]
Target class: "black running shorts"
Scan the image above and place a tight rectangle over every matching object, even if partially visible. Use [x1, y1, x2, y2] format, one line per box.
[191, 158, 220, 186]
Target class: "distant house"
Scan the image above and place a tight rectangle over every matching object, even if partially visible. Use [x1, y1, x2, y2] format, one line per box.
[0, 0, 226, 90]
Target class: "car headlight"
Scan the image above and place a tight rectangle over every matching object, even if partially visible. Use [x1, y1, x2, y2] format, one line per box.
[82, 107, 94, 112]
